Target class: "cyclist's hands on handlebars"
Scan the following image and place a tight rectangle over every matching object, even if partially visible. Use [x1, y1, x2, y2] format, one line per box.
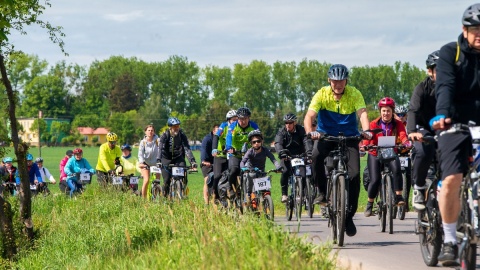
[361, 131, 373, 140]
[408, 132, 424, 142]
[429, 114, 451, 131]
[308, 131, 322, 140]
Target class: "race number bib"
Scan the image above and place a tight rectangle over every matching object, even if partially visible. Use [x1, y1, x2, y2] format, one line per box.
[79, 173, 91, 181]
[112, 176, 123, 185]
[172, 167, 184, 176]
[306, 165, 312, 176]
[150, 166, 161, 174]
[399, 157, 409, 168]
[30, 184, 37, 190]
[291, 158, 304, 166]
[129, 177, 139, 185]
[469, 126, 480, 140]
[253, 177, 271, 192]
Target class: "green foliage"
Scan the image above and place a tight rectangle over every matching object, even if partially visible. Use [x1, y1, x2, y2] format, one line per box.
[107, 110, 139, 145]
[110, 73, 139, 113]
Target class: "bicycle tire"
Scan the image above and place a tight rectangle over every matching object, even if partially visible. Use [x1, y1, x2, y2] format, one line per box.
[175, 180, 183, 200]
[398, 171, 408, 220]
[263, 194, 274, 221]
[327, 177, 337, 244]
[286, 178, 293, 221]
[379, 178, 387, 233]
[294, 177, 303, 222]
[151, 184, 162, 201]
[386, 174, 394, 234]
[306, 176, 314, 218]
[418, 209, 442, 266]
[336, 175, 346, 247]
[458, 190, 477, 270]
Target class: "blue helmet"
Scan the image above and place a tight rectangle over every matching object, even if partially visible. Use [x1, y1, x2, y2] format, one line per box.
[121, 144, 132, 151]
[2, 157, 12, 163]
[167, 117, 181, 127]
[26, 153, 33, 161]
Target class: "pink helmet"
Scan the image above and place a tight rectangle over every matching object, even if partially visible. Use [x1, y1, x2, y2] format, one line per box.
[378, 97, 395, 109]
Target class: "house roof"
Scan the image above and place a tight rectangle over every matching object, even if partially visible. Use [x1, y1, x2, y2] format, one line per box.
[77, 127, 110, 135]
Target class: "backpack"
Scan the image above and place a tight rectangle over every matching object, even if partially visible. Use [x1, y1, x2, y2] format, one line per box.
[142, 137, 160, 148]
[455, 42, 464, 67]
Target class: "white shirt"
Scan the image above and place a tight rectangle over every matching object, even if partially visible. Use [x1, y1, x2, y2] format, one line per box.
[36, 166, 56, 184]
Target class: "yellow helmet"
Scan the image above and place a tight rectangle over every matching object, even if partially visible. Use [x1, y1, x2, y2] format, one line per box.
[106, 132, 118, 142]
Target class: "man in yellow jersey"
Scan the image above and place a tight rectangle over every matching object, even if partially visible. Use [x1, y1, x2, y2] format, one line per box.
[96, 132, 122, 185]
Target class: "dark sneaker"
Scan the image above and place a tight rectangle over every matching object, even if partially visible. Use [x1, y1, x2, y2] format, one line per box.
[413, 189, 425, 211]
[364, 201, 373, 217]
[313, 192, 326, 205]
[438, 242, 459, 266]
[395, 195, 405, 206]
[345, 217, 357, 237]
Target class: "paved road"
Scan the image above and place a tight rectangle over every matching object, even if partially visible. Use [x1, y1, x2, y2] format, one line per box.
[278, 211, 480, 270]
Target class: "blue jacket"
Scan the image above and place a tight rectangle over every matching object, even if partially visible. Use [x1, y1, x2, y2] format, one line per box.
[64, 157, 95, 182]
[201, 132, 215, 163]
[16, 163, 42, 185]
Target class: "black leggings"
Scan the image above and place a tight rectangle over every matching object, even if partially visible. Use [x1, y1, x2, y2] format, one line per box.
[411, 141, 435, 188]
[213, 156, 228, 198]
[366, 154, 403, 199]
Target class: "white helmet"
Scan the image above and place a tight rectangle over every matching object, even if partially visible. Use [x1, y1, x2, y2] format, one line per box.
[226, 110, 237, 121]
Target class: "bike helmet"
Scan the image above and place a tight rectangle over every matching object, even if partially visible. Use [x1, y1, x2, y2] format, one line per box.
[225, 110, 237, 121]
[106, 132, 118, 142]
[35, 157, 43, 163]
[463, 4, 480, 26]
[327, 64, 349, 80]
[378, 97, 396, 109]
[236, 107, 251, 118]
[2, 157, 12, 163]
[121, 144, 132, 151]
[167, 117, 181, 127]
[283, 113, 297, 122]
[26, 153, 33, 161]
[395, 105, 408, 115]
[73, 148, 83, 155]
[247, 129, 263, 141]
[426, 50, 440, 68]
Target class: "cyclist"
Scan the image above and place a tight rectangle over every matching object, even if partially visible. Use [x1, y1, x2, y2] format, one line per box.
[120, 144, 140, 176]
[59, 150, 73, 183]
[225, 107, 260, 199]
[304, 64, 371, 237]
[64, 148, 95, 198]
[35, 157, 57, 184]
[96, 132, 122, 185]
[138, 125, 161, 199]
[407, 50, 439, 211]
[17, 153, 44, 187]
[240, 130, 282, 205]
[212, 110, 238, 201]
[362, 97, 411, 217]
[274, 113, 309, 203]
[159, 117, 197, 196]
[201, 124, 219, 204]
[395, 105, 408, 126]
[430, 4, 480, 262]
[0, 157, 18, 196]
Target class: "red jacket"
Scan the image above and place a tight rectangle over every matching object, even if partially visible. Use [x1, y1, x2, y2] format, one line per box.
[363, 117, 408, 157]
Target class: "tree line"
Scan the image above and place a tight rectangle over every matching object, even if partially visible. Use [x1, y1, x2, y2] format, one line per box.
[0, 53, 426, 145]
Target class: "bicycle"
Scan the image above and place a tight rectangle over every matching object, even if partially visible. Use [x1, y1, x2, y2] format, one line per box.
[242, 168, 280, 220]
[279, 149, 307, 222]
[397, 151, 411, 220]
[1, 181, 17, 197]
[110, 164, 141, 195]
[314, 132, 363, 247]
[141, 163, 163, 201]
[164, 164, 197, 201]
[63, 172, 93, 197]
[30, 182, 50, 196]
[365, 143, 407, 234]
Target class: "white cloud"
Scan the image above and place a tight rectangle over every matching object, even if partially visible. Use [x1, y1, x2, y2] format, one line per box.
[103, 11, 143, 22]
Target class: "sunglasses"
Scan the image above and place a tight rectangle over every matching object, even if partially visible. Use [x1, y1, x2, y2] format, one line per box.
[109, 141, 117, 144]
[397, 113, 406, 117]
[251, 140, 262, 144]
[285, 122, 294, 125]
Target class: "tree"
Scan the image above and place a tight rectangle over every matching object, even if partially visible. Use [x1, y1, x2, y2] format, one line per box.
[110, 73, 139, 113]
[0, 0, 66, 258]
[107, 110, 138, 144]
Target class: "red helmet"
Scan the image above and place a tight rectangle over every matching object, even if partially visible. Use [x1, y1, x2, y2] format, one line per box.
[73, 148, 83, 155]
[378, 97, 395, 109]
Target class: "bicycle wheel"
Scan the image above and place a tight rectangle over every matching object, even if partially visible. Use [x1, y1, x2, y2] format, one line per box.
[385, 174, 394, 234]
[151, 184, 162, 201]
[294, 177, 303, 221]
[336, 175, 346, 247]
[418, 208, 442, 266]
[263, 194, 274, 220]
[379, 181, 387, 233]
[175, 180, 183, 200]
[306, 176, 315, 218]
[458, 191, 477, 270]
[286, 178, 293, 221]
[398, 171, 408, 220]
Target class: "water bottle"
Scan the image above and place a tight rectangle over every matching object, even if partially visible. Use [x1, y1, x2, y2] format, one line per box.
[436, 180, 442, 202]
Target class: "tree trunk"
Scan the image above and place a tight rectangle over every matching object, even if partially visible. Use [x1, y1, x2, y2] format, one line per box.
[0, 54, 34, 242]
[0, 196, 16, 259]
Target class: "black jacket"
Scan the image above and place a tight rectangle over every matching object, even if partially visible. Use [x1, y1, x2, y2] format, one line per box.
[407, 76, 436, 134]
[436, 33, 480, 124]
[274, 124, 309, 157]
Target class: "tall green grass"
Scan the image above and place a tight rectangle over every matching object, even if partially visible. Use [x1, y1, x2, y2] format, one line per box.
[9, 187, 336, 269]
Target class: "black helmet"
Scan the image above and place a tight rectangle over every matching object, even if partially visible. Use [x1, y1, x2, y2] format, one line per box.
[236, 107, 251, 118]
[283, 113, 297, 122]
[247, 129, 263, 141]
[327, 64, 349, 80]
[167, 117, 181, 127]
[426, 50, 440, 68]
[463, 4, 480, 26]
[121, 144, 132, 151]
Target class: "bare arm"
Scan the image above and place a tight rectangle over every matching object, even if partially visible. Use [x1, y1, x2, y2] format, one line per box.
[304, 109, 317, 134]
[357, 108, 370, 131]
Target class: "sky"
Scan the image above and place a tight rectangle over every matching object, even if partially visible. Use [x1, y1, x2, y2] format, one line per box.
[8, 0, 475, 70]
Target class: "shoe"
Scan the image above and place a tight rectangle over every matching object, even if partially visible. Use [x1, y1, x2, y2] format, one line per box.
[438, 242, 459, 266]
[413, 189, 425, 211]
[345, 217, 357, 236]
[281, 195, 288, 203]
[313, 193, 327, 205]
[364, 202, 373, 217]
[395, 195, 405, 206]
